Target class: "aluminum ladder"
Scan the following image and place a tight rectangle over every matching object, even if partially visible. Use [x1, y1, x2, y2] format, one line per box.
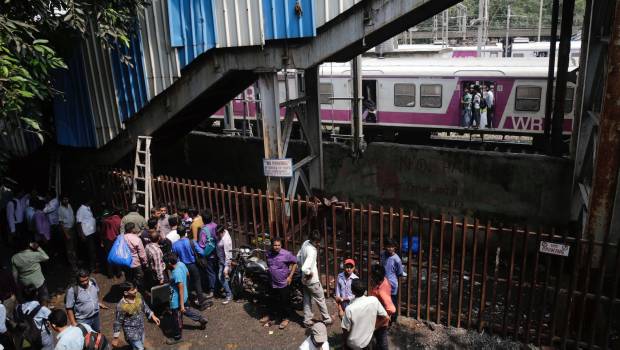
[132, 136, 153, 218]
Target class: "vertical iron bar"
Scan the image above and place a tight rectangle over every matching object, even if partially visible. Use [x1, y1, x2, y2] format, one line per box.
[367, 204, 373, 291]
[467, 219, 479, 329]
[561, 233, 583, 350]
[447, 216, 457, 326]
[332, 204, 338, 290]
[416, 214, 423, 320]
[502, 225, 518, 337]
[478, 222, 491, 332]
[525, 227, 543, 345]
[323, 216, 330, 298]
[457, 218, 467, 328]
[397, 209, 404, 317]
[437, 215, 445, 325]
[427, 215, 434, 322]
[514, 226, 530, 339]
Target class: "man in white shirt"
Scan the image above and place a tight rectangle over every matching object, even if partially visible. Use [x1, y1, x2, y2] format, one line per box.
[165, 216, 180, 243]
[6, 189, 25, 236]
[484, 85, 495, 128]
[297, 231, 332, 328]
[76, 200, 97, 272]
[58, 195, 78, 271]
[48, 308, 94, 350]
[299, 322, 329, 350]
[341, 279, 388, 350]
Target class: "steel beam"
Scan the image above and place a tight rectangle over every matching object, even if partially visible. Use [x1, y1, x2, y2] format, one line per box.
[303, 66, 324, 190]
[584, 0, 620, 243]
[550, 0, 576, 155]
[351, 55, 365, 157]
[257, 72, 284, 196]
[543, 0, 560, 144]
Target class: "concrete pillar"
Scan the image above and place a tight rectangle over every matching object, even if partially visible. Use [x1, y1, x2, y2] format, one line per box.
[258, 73, 284, 228]
[304, 66, 324, 190]
[351, 55, 365, 156]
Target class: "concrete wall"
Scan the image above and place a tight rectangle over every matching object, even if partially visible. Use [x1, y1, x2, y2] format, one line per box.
[154, 132, 571, 225]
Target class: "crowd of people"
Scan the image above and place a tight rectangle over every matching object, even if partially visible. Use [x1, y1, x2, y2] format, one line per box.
[461, 84, 495, 129]
[1, 186, 408, 350]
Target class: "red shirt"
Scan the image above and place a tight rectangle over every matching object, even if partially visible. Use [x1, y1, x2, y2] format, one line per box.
[371, 277, 396, 328]
[102, 214, 121, 241]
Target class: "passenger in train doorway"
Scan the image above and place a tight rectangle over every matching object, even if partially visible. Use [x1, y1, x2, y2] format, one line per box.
[484, 85, 495, 128]
[461, 87, 472, 127]
[471, 86, 482, 129]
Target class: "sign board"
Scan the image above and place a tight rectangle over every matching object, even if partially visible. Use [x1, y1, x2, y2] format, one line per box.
[539, 241, 570, 257]
[263, 158, 293, 178]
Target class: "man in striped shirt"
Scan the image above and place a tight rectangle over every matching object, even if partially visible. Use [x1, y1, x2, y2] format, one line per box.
[145, 221, 166, 286]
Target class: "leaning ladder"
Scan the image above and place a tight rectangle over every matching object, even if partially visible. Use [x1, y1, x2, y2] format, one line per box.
[132, 136, 153, 218]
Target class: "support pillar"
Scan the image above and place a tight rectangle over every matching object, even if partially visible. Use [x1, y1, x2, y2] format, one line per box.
[543, 0, 560, 145]
[304, 66, 324, 190]
[550, 0, 576, 155]
[224, 101, 235, 131]
[351, 55, 365, 157]
[258, 73, 284, 229]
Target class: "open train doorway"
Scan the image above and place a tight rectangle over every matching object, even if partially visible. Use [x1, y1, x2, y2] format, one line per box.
[461, 80, 496, 128]
[363, 79, 377, 123]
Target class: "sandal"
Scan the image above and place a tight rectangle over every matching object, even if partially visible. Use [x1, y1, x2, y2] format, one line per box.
[263, 321, 273, 327]
[278, 320, 289, 329]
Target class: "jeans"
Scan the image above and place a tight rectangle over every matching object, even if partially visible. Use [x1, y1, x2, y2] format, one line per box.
[270, 286, 291, 320]
[391, 294, 399, 324]
[127, 335, 145, 350]
[170, 304, 205, 340]
[462, 108, 471, 127]
[487, 108, 494, 128]
[204, 255, 218, 293]
[302, 282, 331, 325]
[186, 263, 206, 303]
[218, 264, 232, 299]
[82, 234, 97, 271]
[373, 326, 389, 350]
[79, 313, 101, 332]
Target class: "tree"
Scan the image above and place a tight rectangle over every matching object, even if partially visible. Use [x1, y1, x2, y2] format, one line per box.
[0, 0, 149, 176]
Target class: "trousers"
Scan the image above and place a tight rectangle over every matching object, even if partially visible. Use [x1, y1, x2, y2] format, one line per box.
[302, 282, 331, 324]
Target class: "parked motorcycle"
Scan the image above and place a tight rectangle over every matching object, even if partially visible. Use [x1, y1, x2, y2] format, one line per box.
[229, 246, 303, 307]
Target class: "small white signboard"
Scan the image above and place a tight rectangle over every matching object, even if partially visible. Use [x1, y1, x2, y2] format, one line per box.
[539, 241, 570, 257]
[263, 158, 293, 178]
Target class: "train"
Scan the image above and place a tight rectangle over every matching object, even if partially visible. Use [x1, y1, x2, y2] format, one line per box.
[212, 55, 578, 138]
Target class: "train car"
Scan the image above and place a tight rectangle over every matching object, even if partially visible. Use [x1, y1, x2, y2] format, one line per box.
[510, 40, 581, 59]
[213, 56, 577, 137]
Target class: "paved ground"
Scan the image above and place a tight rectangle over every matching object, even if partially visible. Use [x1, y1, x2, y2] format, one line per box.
[45, 270, 522, 349]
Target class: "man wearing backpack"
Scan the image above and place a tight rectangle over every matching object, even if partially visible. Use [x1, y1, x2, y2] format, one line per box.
[48, 309, 102, 350]
[15, 285, 53, 350]
[65, 270, 108, 332]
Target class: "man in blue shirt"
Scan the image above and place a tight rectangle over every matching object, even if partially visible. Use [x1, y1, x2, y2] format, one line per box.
[172, 227, 209, 308]
[164, 252, 207, 345]
[380, 239, 405, 323]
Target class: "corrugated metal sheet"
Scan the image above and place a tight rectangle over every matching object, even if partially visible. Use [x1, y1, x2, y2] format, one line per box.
[262, 0, 316, 40]
[81, 23, 122, 147]
[0, 120, 42, 157]
[140, 0, 181, 98]
[168, 0, 217, 68]
[213, 0, 264, 48]
[110, 32, 149, 122]
[53, 47, 98, 148]
[314, 0, 362, 28]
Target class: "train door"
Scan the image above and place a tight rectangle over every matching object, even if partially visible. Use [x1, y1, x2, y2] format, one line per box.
[362, 79, 377, 123]
[460, 80, 496, 127]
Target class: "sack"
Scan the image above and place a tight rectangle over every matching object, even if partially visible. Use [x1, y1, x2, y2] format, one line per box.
[198, 225, 216, 257]
[77, 324, 109, 350]
[107, 233, 132, 268]
[14, 304, 44, 348]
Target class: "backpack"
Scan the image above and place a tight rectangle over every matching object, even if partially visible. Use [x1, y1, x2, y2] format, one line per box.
[77, 323, 109, 350]
[198, 225, 216, 256]
[14, 304, 44, 348]
[480, 95, 488, 109]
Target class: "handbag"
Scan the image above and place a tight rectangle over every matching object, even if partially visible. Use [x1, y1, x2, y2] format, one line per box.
[107, 233, 132, 268]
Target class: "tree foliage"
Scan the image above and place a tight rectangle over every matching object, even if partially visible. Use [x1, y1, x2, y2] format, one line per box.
[0, 0, 149, 159]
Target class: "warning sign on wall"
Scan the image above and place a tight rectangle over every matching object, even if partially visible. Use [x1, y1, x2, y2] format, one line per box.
[539, 241, 570, 257]
[263, 158, 293, 178]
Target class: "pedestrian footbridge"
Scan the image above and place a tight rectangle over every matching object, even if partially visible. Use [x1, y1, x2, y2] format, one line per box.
[53, 0, 461, 164]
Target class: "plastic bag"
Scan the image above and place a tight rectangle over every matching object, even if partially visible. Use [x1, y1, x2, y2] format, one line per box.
[107, 233, 132, 267]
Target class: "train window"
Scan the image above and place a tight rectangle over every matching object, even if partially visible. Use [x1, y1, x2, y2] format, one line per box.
[420, 84, 442, 108]
[515, 86, 542, 111]
[319, 83, 333, 105]
[565, 87, 575, 113]
[512, 53, 525, 57]
[394, 83, 415, 107]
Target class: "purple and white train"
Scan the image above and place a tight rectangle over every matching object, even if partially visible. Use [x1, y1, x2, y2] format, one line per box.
[214, 56, 578, 136]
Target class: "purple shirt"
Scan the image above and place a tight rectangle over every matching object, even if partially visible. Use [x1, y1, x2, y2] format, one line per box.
[34, 211, 50, 241]
[266, 248, 297, 289]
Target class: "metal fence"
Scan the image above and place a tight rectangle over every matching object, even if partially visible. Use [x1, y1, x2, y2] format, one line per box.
[84, 170, 620, 349]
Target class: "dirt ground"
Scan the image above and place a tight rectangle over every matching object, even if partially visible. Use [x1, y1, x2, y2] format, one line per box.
[45, 271, 523, 349]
